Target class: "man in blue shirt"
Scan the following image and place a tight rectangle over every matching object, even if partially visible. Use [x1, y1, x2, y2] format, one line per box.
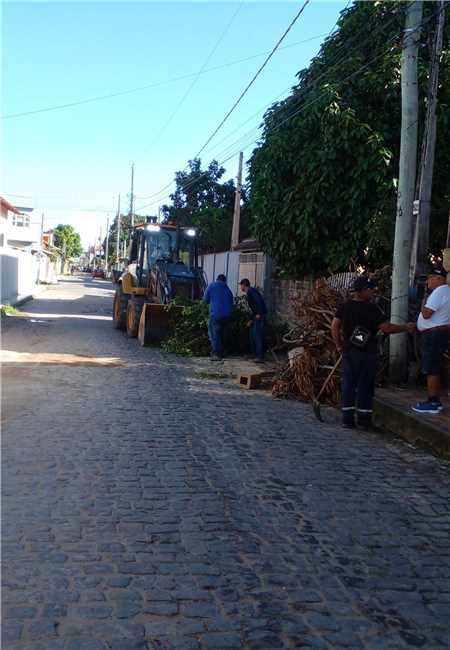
[240, 278, 267, 362]
[203, 274, 234, 360]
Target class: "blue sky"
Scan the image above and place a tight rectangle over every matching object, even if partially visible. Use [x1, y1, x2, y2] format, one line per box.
[2, 1, 348, 248]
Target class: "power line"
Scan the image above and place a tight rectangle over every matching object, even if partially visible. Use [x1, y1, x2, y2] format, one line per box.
[194, 0, 312, 159]
[134, 1, 245, 162]
[136, 8, 429, 213]
[135, 2, 402, 211]
[1, 33, 327, 121]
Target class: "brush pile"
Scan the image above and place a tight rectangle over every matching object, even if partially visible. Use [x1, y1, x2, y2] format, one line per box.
[272, 279, 343, 406]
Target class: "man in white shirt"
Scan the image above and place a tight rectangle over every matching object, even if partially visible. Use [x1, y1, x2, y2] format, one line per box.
[413, 268, 450, 414]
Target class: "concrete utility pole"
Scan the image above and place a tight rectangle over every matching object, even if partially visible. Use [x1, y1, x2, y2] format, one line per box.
[410, 0, 446, 281]
[230, 151, 244, 250]
[105, 217, 110, 271]
[390, 0, 423, 383]
[129, 164, 135, 229]
[116, 193, 121, 265]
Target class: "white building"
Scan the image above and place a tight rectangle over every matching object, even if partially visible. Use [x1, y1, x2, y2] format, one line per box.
[0, 196, 56, 305]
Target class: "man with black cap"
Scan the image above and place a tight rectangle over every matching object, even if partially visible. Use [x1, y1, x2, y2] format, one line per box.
[331, 276, 415, 429]
[413, 267, 450, 414]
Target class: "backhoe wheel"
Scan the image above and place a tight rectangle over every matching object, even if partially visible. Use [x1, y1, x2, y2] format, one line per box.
[113, 284, 129, 330]
[126, 297, 145, 338]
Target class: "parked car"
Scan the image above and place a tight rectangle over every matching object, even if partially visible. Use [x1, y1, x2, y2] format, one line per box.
[92, 268, 105, 279]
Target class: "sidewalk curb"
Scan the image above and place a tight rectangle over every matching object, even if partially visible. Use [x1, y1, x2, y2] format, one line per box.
[3, 284, 53, 309]
[374, 397, 450, 459]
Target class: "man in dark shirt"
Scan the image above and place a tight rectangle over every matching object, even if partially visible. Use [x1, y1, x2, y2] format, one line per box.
[240, 278, 267, 362]
[203, 274, 234, 360]
[331, 276, 415, 429]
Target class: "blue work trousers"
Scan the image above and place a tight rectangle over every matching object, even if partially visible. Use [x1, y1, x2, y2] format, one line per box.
[342, 349, 377, 424]
[250, 318, 265, 360]
[208, 316, 229, 356]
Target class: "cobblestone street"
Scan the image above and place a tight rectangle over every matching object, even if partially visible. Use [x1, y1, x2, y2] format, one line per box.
[2, 276, 450, 650]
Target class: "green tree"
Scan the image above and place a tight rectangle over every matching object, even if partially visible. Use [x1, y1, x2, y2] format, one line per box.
[105, 214, 132, 261]
[161, 158, 238, 253]
[53, 224, 83, 258]
[248, 0, 450, 275]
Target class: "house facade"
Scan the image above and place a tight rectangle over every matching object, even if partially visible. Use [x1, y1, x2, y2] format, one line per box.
[0, 196, 57, 305]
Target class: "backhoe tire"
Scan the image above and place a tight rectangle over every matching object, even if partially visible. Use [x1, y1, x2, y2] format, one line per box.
[126, 297, 145, 338]
[113, 284, 129, 331]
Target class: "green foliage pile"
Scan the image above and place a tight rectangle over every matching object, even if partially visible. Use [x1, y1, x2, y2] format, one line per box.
[161, 297, 252, 357]
[162, 300, 210, 356]
[53, 224, 83, 258]
[248, 1, 450, 275]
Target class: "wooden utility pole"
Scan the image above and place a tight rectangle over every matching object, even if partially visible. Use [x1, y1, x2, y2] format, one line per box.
[410, 0, 446, 281]
[105, 217, 110, 271]
[390, 0, 423, 383]
[129, 164, 135, 228]
[230, 152, 243, 250]
[116, 193, 121, 264]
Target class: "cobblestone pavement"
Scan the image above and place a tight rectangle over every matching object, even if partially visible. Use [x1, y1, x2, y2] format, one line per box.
[2, 276, 450, 650]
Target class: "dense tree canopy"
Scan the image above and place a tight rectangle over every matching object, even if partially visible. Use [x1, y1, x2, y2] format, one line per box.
[248, 0, 450, 275]
[161, 158, 238, 253]
[53, 224, 82, 258]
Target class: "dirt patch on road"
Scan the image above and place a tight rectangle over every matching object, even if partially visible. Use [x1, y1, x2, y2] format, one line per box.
[1, 350, 125, 367]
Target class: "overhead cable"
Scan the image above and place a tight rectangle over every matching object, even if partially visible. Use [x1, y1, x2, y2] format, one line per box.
[1, 33, 326, 121]
[134, 1, 245, 162]
[193, 0, 312, 159]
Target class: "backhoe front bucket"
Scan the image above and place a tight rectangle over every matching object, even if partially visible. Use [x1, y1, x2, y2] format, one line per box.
[138, 303, 182, 346]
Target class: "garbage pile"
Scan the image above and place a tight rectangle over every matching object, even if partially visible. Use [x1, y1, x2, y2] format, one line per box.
[272, 279, 344, 406]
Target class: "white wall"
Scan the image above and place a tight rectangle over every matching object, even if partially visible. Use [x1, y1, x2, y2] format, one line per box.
[0, 248, 56, 305]
[200, 251, 241, 296]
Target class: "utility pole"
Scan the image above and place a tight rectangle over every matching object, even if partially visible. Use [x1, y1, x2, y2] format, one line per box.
[230, 151, 244, 250]
[116, 193, 121, 265]
[38, 212, 45, 284]
[40, 212, 45, 246]
[410, 0, 445, 281]
[105, 217, 110, 271]
[390, 0, 423, 383]
[129, 163, 135, 228]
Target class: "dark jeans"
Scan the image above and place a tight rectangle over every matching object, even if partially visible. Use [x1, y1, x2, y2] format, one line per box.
[208, 316, 229, 356]
[250, 318, 265, 359]
[342, 349, 377, 424]
[421, 330, 450, 375]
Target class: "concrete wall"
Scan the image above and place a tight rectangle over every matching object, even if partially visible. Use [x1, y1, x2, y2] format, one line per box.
[0, 247, 57, 305]
[271, 277, 314, 325]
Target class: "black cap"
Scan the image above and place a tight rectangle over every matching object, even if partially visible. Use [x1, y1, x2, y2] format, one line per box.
[351, 276, 377, 292]
[429, 267, 447, 278]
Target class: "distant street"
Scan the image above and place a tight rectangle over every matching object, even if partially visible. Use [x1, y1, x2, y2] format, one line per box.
[2, 276, 450, 650]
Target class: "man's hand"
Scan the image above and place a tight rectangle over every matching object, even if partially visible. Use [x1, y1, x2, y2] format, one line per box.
[246, 320, 252, 328]
[255, 314, 261, 320]
[406, 322, 416, 334]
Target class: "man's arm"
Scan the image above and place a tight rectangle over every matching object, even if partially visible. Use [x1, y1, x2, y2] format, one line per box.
[421, 306, 434, 319]
[331, 317, 343, 351]
[379, 322, 416, 334]
[203, 286, 211, 304]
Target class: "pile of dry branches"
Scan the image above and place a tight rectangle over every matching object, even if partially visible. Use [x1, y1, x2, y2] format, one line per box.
[272, 280, 342, 406]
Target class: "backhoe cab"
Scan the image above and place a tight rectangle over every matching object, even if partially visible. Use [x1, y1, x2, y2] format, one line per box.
[112, 219, 206, 344]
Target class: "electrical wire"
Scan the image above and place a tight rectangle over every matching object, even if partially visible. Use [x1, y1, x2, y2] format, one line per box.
[135, 2, 404, 210]
[136, 6, 434, 213]
[1, 34, 327, 121]
[194, 0, 312, 159]
[134, 2, 245, 162]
